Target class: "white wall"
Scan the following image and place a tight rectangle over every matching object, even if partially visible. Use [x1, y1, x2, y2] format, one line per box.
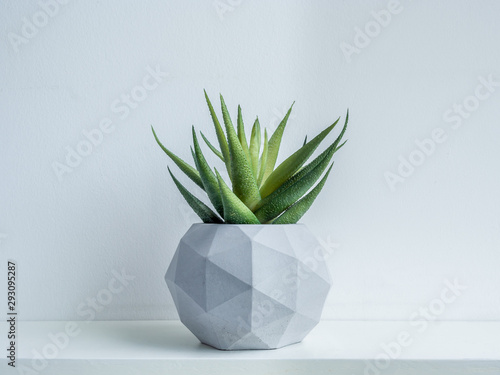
[1, 0, 499, 321]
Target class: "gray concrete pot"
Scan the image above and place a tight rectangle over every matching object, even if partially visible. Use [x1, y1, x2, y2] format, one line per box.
[165, 224, 332, 350]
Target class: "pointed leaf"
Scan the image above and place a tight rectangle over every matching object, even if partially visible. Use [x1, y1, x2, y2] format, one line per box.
[215, 169, 260, 224]
[260, 118, 339, 198]
[335, 139, 348, 152]
[254, 144, 336, 222]
[273, 164, 334, 224]
[204, 90, 231, 178]
[262, 102, 294, 183]
[333, 109, 349, 151]
[220, 95, 261, 210]
[295, 113, 348, 175]
[152, 126, 204, 190]
[190, 147, 196, 164]
[192, 127, 224, 217]
[249, 117, 261, 178]
[257, 129, 269, 186]
[237, 105, 251, 161]
[200, 131, 224, 161]
[168, 167, 223, 224]
[303, 135, 308, 146]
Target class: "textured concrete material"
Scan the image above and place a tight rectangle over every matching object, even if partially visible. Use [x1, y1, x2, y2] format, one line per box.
[165, 224, 332, 350]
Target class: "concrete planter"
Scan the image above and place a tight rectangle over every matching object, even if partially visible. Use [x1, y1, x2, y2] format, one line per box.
[165, 224, 332, 350]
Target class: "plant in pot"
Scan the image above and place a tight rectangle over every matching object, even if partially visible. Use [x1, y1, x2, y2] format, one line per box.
[152, 91, 348, 350]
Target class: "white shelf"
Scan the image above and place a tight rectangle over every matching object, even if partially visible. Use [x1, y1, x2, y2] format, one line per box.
[2, 320, 499, 374]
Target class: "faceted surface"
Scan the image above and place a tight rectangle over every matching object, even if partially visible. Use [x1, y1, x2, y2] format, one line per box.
[165, 224, 332, 350]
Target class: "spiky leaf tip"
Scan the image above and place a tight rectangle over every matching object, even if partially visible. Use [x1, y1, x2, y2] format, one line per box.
[262, 102, 294, 183]
[220, 94, 261, 210]
[152, 126, 205, 190]
[254, 143, 337, 223]
[272, 164, 334, 224]
[168, 167, 223, 224]
[237, 105, 251, 161]
[200, 131, 224, 161]
[260, 118, 339, 199]
[204, 90, 232, 177]
[192, 127, 224, 217]
[249, 117, 261, 178]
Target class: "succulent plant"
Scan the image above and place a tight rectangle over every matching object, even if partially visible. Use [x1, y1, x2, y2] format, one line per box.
[152, 91, 348, 224]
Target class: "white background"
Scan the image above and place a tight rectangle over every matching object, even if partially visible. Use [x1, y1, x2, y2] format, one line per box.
[1, 0, 499, 321]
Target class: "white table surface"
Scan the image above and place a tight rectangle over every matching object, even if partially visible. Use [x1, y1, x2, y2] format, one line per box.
[2, 320, 499, 374]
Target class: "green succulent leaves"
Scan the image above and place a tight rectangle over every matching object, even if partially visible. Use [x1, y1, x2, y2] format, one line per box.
[273, 164, 334, 224]
[254, 143, 337, 223]
[262, 103, 294, 183]
[259, 118, 339, 199]
[153, 92, 349, 224]
[249, 118, 261, 179]
[215, 169, 260, 224]
[204, 90, 231, 178]
[220, 95, 262, 210]
[167, 167, 223, 224]
[257, 129, 268, 186]
[152, 126, 204, 190]
[191, 127, 224, 217]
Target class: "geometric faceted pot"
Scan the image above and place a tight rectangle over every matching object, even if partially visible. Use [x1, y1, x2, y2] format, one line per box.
[165, 223, 332, 350]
